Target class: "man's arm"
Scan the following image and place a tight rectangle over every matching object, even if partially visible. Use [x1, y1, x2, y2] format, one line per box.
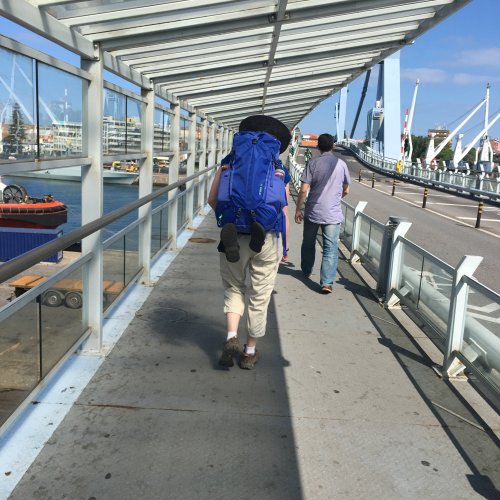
[342, 183, 350, 198]
[294, 182, 309, 224]
[207, 167, 223, 210]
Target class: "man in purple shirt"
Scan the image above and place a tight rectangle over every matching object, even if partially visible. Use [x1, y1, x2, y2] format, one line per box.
[294, 133, 350, 294]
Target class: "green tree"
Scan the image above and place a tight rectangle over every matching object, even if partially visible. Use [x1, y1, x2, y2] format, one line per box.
[3, 102, 26, 157]
[410, 135, 429, 162]
[436, 142, 453, 162]
[463, 147, 476, 166]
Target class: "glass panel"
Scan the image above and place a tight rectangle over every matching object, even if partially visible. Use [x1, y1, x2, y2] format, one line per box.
[177, 192, 187, 229]
[416, 257, 453, 342]
[342, 206, 354, 250]
[163, 112, 171, 151]
[0, 48, 36, 162]
[0, 299, 39, 427]
[154, 108, 164, 153]
[126, 97, 142, 154]
[365, 223, 384, 278]
[398, 243, 424, 311]
[180, 116, 188, 152]
[40, 267, 86, 377]
[38, 63, 84, 158]
[124, 226, 140, 286]
[462, 283, 500, 392]
[151, 210, 163, 258]
[193, 183, 200, 211]
[103, 237, 125, 312]
[195, 116, 202, 157]
[103, 89, 126, 155]
[358, 217, 371, 257]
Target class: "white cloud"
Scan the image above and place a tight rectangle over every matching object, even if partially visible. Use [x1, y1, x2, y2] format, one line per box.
[456, 48, 500, 68]
[401, 68, 448, 83]
[451, 73, 500, 85]
[402, 67, 500, 85]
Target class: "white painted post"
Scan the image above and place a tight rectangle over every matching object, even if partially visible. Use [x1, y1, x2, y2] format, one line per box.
[186, 110, 196, 225]
[443, 255, 483, 377]
[80, 47, 104, 352]
[168, 101, 180, 249]
[216, 126, 223, 165]
[198, 117, 208, 209]
[207, 122, 217, 205]
[139, 85, 154, 284]
[350, 201, 368, 264]
[385, 220, 412, 308]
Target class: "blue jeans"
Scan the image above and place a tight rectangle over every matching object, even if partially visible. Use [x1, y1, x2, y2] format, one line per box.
[301, 219, 340, 286]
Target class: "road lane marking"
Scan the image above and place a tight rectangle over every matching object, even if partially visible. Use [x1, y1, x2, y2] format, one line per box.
[356, 184, 500, 239]
[456, 217, 500, 222]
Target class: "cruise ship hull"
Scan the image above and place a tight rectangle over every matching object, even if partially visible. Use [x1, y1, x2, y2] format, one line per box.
[10, 166, 138, 185]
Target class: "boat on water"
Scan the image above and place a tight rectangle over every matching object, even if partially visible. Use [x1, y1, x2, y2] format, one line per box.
[9, 165, 138, 185]
[0, 182, 68, 229]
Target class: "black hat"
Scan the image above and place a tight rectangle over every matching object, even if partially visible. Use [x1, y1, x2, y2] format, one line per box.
[239, 115, 291, 154]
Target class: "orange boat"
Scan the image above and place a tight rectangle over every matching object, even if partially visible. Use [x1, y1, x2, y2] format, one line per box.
[0, 183, 68, 229]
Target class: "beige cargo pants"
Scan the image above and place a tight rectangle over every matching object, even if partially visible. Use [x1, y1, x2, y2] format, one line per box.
[220, 232, 282, 338]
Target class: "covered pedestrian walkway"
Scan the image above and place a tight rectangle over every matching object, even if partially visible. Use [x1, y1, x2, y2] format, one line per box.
[2, 193, 498, 499]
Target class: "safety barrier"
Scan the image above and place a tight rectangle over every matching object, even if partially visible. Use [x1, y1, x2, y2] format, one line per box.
[339, 140, 500, 202]
[0, 167, 216, 432]
[289, 157, 500, 406]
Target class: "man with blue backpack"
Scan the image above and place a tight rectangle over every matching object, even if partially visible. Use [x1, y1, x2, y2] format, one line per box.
[208, 115, 291, 370]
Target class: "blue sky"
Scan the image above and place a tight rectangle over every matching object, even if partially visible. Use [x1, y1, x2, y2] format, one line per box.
[300, 0, 500, 142]
[1, 1, 499, 144]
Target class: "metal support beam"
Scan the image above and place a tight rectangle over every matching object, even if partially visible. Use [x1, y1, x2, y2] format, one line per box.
[168, 101, 180, 249]
[186, 110, 197, 224]
[381, 51, 401, 160]
[197, 117, 208, 210]
[138, 86, 154, 284]
[337, 86, 348, 141]
[80, 49, 104, 352]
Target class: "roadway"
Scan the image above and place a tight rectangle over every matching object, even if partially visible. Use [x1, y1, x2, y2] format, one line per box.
[335, 148, 500, 294]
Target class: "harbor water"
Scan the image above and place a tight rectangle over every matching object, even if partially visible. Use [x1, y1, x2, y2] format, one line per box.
[1, 175, 166, 240]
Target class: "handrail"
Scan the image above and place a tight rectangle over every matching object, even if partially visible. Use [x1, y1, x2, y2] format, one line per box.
[340, 140, 500, 203]
[0, 165, 216, 284]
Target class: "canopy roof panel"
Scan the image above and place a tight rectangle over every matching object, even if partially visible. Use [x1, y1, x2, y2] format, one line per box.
[20, 0, 471, 129]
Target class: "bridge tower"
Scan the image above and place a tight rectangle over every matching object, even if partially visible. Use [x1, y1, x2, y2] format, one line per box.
[367, 51, 401, 160]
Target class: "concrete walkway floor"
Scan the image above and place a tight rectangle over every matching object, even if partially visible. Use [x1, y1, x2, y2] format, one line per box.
[2, 198, 500, 500]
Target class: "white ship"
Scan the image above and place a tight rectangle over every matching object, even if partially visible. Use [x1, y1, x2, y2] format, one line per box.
[9, 165, 138, 185]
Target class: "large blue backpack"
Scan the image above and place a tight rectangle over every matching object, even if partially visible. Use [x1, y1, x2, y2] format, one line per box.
[215, 130, 287, 252]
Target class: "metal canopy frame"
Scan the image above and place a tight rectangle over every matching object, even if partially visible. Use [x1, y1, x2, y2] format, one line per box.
[10, 0, 471, 129]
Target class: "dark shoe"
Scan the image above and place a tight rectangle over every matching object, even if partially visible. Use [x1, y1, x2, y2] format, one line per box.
[240, 346, 259, 370]
[220, 223, 240, 263]
[249, 222, 266, 253]
[219, 336, 240, 367]
[321, 285, 333, 294]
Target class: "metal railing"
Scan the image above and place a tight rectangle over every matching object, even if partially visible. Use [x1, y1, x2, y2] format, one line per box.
[289, 157, 500, 406]
[0, 166, 216, 431]
[339, 139, 500, 202]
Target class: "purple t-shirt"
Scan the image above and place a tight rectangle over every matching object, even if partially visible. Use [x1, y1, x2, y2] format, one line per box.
[300, 151, 350, 224]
